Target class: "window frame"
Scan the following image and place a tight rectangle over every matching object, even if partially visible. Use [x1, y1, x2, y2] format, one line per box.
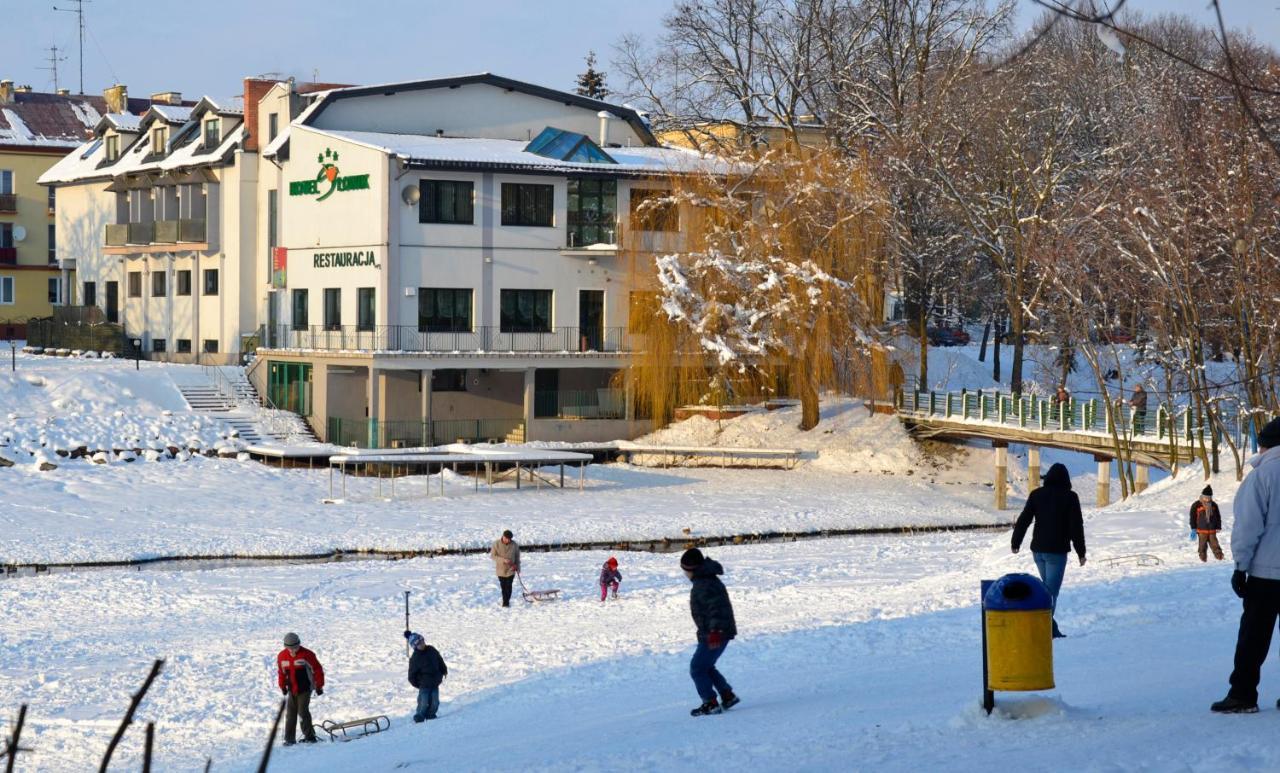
[268, 112, 279, 142]
[499, 289, 553, 333]
[202, 339, 219, 354]
[417, 288, 473, 333]
[0, 223, 13, 248]
[418, 180, 475, 225]
[0, 169, 12, 194]
[176, 339, 192, 353]
[127, 271, 142, 298]
[104, 135, 119, 162]
[567, 178, 617, 247]
[151, 271, 166, 297]
[151, 126, 167, 155]
[203, 268, 219, 296]
[291, 288, 309, 330]
[0, 276, 12, 305]
[356, 287, 376, 332]
[431, 369, 468, 392]
[152, 338, 166, 353]
[48, 276, 61, 305]
[175, 270, 191, 296]
[323, 288, 341, 331]
[500, 183, 555, 227]
[83, 281, 96, 307]
[203, 119, 220, 148]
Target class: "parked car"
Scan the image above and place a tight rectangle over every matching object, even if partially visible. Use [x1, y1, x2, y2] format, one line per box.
[1098, 328, 1134, 344]
[927, 327, 970, 347]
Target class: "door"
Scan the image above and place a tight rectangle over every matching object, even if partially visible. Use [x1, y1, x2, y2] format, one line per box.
[579, 290, 604, 351]
[105, 281, 118, 324]
[267, 291, 280, 348]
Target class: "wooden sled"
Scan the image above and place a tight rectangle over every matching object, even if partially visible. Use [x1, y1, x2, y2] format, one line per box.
[319, 715, 391, 742]
[516, 571, 561, 602]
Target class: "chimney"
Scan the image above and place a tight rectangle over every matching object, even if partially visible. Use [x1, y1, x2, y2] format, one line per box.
[103, 84, 128, 113]
[0, 80, 13, 105]
[150, 91, 182, 105]
[597, 110, 610, 146]
[15, 85, 33, 94]
[56, 88, 70, 96]
[242, 77, 281, 152]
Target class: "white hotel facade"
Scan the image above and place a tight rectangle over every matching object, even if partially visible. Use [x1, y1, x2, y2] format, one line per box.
[44, 74, 717, 444]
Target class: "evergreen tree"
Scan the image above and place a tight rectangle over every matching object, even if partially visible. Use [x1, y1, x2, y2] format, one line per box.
[575, 51, 610, 99]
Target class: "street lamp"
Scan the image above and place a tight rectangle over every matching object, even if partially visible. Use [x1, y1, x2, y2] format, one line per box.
[132, 338, 142, 371]
[5, 325, 15, 372]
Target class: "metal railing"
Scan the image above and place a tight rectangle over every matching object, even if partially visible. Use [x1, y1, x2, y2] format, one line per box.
[0, 247, 15, 265]
[0, 193, 16, 213]
[327, 417, 525, 448]
[897, 388, 1257, 451]
[535, 388, 626, 419]
[258, 324, 631, 354]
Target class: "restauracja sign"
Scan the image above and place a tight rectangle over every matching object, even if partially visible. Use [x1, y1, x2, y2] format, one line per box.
[290, 147, 370, 201]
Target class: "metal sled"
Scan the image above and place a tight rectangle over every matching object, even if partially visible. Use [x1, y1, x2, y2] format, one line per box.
[1097, 553, 1162, 568]
[516, 571, 561, 602]
[318, 715, 391, 742]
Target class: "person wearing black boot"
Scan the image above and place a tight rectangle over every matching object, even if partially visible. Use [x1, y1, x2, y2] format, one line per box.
[681, 548, 740, 716]
[1212, 417, 1280, 714]
[1011, 462, 1086, 638]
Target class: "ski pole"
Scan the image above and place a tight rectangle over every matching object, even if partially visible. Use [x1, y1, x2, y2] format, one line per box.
[404, 590, 411, 656]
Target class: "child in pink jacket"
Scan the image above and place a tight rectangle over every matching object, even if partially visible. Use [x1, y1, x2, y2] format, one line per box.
[599, 557, 622, 601]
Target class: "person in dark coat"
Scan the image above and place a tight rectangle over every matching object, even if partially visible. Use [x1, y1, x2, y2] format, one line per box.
[1012, 462, 1087, 638]
[1190, 485, 1225, 562]
[1130, 384, 1149, 434]
[403, 631, 448, 722]
[680, 548, 740, 716]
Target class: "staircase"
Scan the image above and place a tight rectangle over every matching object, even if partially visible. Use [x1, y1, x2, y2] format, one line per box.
[505, 424, 526, 443]
[176, 365, 318, 447]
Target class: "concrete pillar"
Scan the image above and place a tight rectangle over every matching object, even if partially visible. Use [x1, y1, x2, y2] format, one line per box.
[1027, 446, 1041, 487]
[522, 368, 536, 438]
[420, 369, 433, 445]
[1095, 454, 1112, 507]
[1135, 463, 1150, 493]
[368, 366, 384, 448]
[994, 441, 1008, 510]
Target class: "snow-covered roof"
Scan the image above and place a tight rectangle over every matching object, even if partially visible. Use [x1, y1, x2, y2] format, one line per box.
[97, 112, 143, 132]
[40, 120, 246, 185]
[311, 127, 730, 176]
[149, 105, 194, 123]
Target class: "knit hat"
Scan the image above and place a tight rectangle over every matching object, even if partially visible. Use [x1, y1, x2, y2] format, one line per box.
[408, 633, 425, 649]
[283, 632, 300, 647]
[1202, 485, 1213, 497]
[502, 529, 514, 539]
[606, 557, 618, 569]
[1260, 417, 1280, 449]
[680, 548, 705, 570]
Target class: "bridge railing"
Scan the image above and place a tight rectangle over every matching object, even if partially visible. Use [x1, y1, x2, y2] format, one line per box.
[897, 389, 1255, 451]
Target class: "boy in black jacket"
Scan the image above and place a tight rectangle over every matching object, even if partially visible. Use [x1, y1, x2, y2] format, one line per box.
[681, 548, 741, 716]
[1190, 485, 1225, 562]
[404, 630, 448, 722]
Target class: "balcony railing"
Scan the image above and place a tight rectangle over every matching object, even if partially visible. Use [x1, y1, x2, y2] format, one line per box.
[0, 247, 15, 265]
[154, 220, 178, 243]
[261, 324, 631, 353]
[179, 218, 206, 242]
[108, 219, 206, 247]
[0, 193, 15, 213]
[105, 224, 127, 246]
[127, 222, 154, 245]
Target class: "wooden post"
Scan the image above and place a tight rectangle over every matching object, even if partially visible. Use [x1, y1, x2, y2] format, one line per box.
[1135, 463, 1150, 493]
[1028, 446, 1041, 486]
[1095, 454, 1112, 507]
[994, 441, 1008, 510]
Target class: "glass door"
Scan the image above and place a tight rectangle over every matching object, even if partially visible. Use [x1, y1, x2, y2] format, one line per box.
[579, 290, 603, 351]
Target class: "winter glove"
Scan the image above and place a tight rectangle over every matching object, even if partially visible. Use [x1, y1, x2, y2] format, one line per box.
[1190, 530, 1197, 542]
[315, 687, 324, 696]
[707, 630, 724, 649]
[1232, 570, 1248, 599]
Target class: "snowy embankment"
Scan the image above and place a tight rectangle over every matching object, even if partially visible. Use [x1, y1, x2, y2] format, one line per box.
[0, 352, 244, 467]
[0, 399, 1001, 565]
[1, 465, 1268, 772]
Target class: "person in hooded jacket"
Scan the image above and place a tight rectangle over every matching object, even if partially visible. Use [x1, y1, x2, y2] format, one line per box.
[403, 630, 448, 722]
[1190, 485, 1225, 562]
[680, 548, 740, 716]
[599, 556, 622, 601]
[1011, 462, 1087, 638]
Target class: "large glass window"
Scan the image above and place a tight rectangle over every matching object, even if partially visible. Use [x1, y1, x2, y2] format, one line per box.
[630, 188, 679, 232]
[418, 288, 473, 332]
[267, 190, 278, 250]
[357, 287, 376, 331]
[323, 288, 341, 330]
[0, 170, 12, 194]
[500, 289, 552, 333]
[291, 288, 309, 330]
[105, 135, 119, 162]
[0, 277, 12, 304]
[0, 223, 12, 247]
[203, 119, 220, 148]
[567, 178, 616, 247]
[501, 183, 554, 227]
[419, 180, 474, 224]
[47, 224, 56, 263]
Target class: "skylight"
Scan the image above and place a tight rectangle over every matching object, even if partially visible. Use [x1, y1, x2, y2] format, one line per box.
[524, 126, 616, 164]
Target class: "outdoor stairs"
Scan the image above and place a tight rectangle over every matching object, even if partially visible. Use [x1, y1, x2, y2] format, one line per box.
[505, 425, 526, 443]
[177, 366, 318, 446]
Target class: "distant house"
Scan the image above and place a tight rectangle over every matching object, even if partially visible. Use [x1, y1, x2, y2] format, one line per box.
[657, 116, 830, 154]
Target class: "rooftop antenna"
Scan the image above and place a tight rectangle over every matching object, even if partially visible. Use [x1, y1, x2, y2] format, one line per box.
[52, 0, 90, 94]
[39, 44, 67, 91]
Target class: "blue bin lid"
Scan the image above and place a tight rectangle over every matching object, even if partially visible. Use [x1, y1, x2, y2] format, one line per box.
[983, 573, 1053, 611]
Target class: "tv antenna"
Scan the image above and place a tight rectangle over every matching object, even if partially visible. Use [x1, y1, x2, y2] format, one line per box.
[40, 45, 68, 91]
[52, 0, 90, 94]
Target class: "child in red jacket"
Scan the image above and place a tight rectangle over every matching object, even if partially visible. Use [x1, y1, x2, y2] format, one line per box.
[1190, 485, 1224, 562]
[599, 557, 622, 601]
[276, 632, 325, 745]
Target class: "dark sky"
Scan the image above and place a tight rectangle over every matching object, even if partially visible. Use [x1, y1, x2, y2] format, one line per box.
[2, 1, 1275, 104]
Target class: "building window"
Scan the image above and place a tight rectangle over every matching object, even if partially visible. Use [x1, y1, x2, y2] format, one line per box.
[48, 224, 56, 264]
[0, 223, 12, 248]
[500, 289, 552, 333]
[151, 127, 167, 155]
[105, 135, 119, 162]
[0, 277, 12, 304]
[291, 288, 309, 330]
[267, 190, 278, 250]
[418, 288, 472, 332]
[83, 281, 96, 307]
[47, 186, 56, 213]
[152, 338, 166, 353]
[630, 188, 679, 232]
[268, 112, 279, 142]
[567, 178, 616, 247]
[501, 183, 554, 227]
[203, 119, 220, 148]
[203, 339, 219, 353]
[431, 369, 468, 392]
[128, 271, 142, 298]
[176, 270, 191, 296]
[176, 339, 191, 353]
[152, 271, 166, 297]
[419, 180, 474, 224]
[203, 268, 218, 296]
[48, 277, 61, 305]
[323, 288, 341, 330]
[357, 287, 376, 331]
[0, 170, 12, 194]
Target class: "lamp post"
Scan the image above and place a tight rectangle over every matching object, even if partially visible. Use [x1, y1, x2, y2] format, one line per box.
[6, 325, 15, 372]
[132, 338, 142, 371]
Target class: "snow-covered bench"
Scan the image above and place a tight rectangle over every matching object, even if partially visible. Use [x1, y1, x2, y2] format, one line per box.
[614, 441, 801, 469]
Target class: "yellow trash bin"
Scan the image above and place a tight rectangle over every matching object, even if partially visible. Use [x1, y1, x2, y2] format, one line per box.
[983, 573, 1054, 692]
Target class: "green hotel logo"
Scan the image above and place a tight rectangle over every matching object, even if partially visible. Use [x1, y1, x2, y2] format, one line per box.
[290, 147, 370, 201]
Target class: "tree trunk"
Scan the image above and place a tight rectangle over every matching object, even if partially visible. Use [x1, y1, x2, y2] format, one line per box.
[978, 319, 991, 362]
[992, 316, 1002, 383]
[917, 303, 929, 391]
[1010, 313, 1025, 395]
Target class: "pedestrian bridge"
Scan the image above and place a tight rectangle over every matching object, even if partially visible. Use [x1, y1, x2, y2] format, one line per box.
[896, 389, 1253, 508]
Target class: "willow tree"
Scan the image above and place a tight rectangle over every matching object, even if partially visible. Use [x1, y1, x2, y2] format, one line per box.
[625, 148, 887, 431]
